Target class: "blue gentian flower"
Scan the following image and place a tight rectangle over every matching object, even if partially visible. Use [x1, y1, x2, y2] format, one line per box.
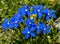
[30, 4, 43, 18]
[9, 20, 18, 28]
[25, 18, 34, 27]
[9, 19, 18, 29]
[27, 11, 32, 16]
[36, 4, 43, 18]
[21, 26, 36, 39]
[14, 16, 23, 23]
[36, 22, 42, 34]
[42, 25, 51, 35]
[9, 17, 17, 29]
[28, 6, 37, 14]
[9, 22, 14, 29]
[42, 8, 56, 20]
[1, 18, 10, 30]
[31, 23, 36, 28]
[9, 13, 23, 29]
[12, 21, 18, 28]
[39, 22, 51, 34]
[10, 17, 15, 22]
[10, 13, 23, 23]
[10, 13, 20, 22]
[18, 4, 30, 16]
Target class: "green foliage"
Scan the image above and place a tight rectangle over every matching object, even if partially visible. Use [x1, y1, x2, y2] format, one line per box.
[0, 0, 60, 44]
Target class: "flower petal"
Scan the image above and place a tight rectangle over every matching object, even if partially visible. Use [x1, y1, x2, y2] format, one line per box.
[41, 23, 46, 30]
[1, 24, 8, 30]
[46, 16, 50, 20]
[47, 26, 51, 29]
[42, 30, 47, 35]
[19, 17, 23, 23]
[38, 4, 43, 9]
[22, 4, 27, 9]
[30, 32, 36, 37]
[13, 22, 18, 28]
[50, 10, 55, 13]
[18, 8, 22, 13]
[31, 10, 37, 14]
[50, 14, 56, 18]
[42, 8, 49, 14]
[47, 29, 50, 33]
[30, 27, 35, 31]
[25, 19, 30, 25]
[38, 12, 42, 18]
[9, 23, 13, 29]
[10, 17, 15, 22]
[27, 11, 31, 16]
[24, 26, 29, 31]
[21, 30, 27, 34]
[36, 29, 41, 34]
[4, 18, 9, 23]
[25, 34, 30, 39]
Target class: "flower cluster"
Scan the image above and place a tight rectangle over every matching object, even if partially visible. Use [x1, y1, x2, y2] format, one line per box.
[1, 13, 23, 30]
[1, 4, 56, 39]
[21, 22, 51, 39]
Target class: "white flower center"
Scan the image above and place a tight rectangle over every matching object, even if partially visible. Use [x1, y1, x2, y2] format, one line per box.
[44, 28, 46, 30]
[15, 21, 18, 23]
[27, 31, 30, 33]
[29, 22, 31, 24]
[25, 9, 28, 11]
[37, 26, 39, 29]
[48, 13, 50, 15]
[38, 10, 40, 12]
[7, 22, 9, 25]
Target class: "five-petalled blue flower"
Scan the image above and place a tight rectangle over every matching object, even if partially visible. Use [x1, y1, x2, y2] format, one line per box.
[21, 26, 36, 39]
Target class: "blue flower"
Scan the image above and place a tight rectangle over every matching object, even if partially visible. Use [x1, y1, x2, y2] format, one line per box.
[10, 13, 23, 23]
[43, 26, 51, 35]
[21, 26, 36, 39]
[42, 8, 56, 20]
[9, 22, 14, 29]
[9, 13, 23, 29]
[10, 17, 15, 22]
[30, 4, 43, 18]
[36, 22, 42, 34]
[9, 19, 18, 29]
[37, 4, 43, 18]
[39, 22, 51, 35]
[28, 6, 37, 14]
[12, 21, 19, 28]
[9, 18, 21, 28]
[9, 21, 18, 29]
[9, 21, 19, 29]
[31, 23, 36, 28]
[26, 10, 32, 16]
[1, 18, 10, 30]
[18, 4, 30, 16]
[25, 18, 34, 27]
[10, 13, 20, 22]
[9, 17, 18, 29]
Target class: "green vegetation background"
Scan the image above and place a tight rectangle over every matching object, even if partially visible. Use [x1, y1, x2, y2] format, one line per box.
[0, 0, 60, 44]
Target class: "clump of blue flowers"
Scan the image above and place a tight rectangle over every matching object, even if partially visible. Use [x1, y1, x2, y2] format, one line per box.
[1, 4, 56, 39]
